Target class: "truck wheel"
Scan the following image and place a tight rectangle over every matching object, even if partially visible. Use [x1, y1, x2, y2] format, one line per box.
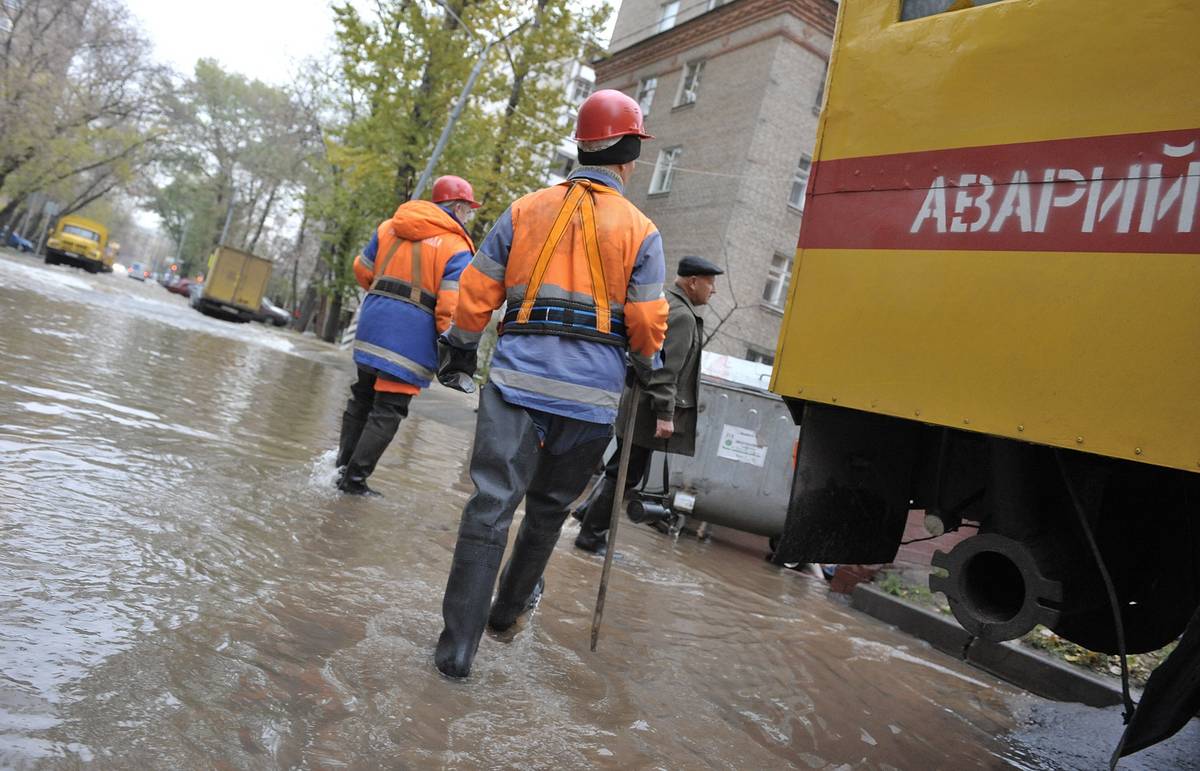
[44, 254, 57, 266]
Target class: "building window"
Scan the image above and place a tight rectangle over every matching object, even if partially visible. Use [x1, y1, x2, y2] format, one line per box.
[813, 64, 827, 116]
[549, 151, 575, 179]
[706, 0, 724, 10]
[636, 77, 658, 117]
[570, 77, 593, 105]
[900, 0, 1003, 22]
[658, 0, 680, 32]
[762, 252, 793, 309]
[675, 60, 704, 107]
[788, 154, 812, 211]
[745, 346, 775, 366]
[649, 147, 682, 195]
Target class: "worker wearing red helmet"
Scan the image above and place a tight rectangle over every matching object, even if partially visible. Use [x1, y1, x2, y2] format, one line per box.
[333, 175, 480, 495]
[433, 90, 669, 678]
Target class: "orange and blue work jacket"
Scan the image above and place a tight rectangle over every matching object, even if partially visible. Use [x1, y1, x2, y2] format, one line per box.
[353, 201, 475, 393]
[447, 167, 669, 423]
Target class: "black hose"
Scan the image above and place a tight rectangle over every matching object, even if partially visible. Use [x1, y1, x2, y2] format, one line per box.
[1054, 450, 1136, 726]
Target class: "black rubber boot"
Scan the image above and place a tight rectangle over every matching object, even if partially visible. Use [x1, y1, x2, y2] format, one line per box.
[336, 367, 377, 469]
[488, 576, 544, 635]
[335, 411, 367, 470]
[435, 539, 505, 678]
[574, 477, 616, 555]
[340, 392, 410, 493]
[336, 473, 381, 496]
[435, 383, 542, 678]
[570, 474, 608, 523]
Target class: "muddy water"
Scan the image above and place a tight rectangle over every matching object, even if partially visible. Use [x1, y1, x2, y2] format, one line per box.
[0, 250, 1194, 769]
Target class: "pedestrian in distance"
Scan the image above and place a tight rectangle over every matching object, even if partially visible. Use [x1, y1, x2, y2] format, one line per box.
[573, 254, 724, 556]
[433, 89, 669, 679]
[334, 175, 479, 495]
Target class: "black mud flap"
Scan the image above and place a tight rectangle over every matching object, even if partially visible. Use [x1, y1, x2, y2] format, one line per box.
[772, 402, 922, 566]
[1116, 604, 1200, 762]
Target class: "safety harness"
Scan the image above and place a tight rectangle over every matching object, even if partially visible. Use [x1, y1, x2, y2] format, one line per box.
[501, 180, 626, 346]
[368, 237, 436, 313]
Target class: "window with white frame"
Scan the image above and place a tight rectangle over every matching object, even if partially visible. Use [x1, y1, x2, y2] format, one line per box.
[570, 77, 593, 105]
[788, 154, 812, 211]
[675, 60, 704, 107]
[745, 346, 775, 366]
[762, 252, 793, 309]
[649, 147, 682, 195]
[658, 0, 680, 32]
[706, 0, 724, 10]
[636, 77, 658, 117]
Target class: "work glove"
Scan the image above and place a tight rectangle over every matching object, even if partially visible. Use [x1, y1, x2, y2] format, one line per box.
[437, 337, 478, 394]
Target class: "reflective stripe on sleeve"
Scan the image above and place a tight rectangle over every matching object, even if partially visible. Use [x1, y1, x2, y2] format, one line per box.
[470, 252, 507, 282]
[626, 282, 664, 302]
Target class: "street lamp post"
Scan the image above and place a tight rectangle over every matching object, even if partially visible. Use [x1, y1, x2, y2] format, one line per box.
[410, 7, 528, 201]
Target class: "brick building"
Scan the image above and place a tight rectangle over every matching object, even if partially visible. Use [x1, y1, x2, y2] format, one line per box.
[595, 0, 837, 362]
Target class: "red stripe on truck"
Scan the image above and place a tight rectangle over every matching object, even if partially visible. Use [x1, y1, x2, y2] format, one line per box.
[799, 127, 1200, 254]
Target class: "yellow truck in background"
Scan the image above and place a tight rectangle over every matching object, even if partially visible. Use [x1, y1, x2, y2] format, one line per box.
[44, 215, 109, 274]
[191, 245, 272, 323]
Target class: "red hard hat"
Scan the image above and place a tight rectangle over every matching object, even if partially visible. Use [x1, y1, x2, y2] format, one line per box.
[575, 89, 654, 143]
[431, 175, 482, 209]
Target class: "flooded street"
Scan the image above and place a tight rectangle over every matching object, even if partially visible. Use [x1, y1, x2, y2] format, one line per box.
[1, 248, 1197, 769]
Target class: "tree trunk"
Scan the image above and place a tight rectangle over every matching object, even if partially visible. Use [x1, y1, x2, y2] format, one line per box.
[290, 209, 308, 311]
[246, 182, 280, 253]
[320, 292, 343, 343]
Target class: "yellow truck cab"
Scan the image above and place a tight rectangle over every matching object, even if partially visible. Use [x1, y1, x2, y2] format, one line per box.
[44, 215, 109, 274]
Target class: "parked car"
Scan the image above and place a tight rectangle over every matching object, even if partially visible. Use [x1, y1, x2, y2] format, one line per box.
[6, 231, 34, 252]
[166, 277, 194, 297]
[255, 298, 291, 327]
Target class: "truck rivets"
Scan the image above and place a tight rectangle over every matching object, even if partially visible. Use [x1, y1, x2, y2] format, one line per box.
[1017, 425, 1024, 432]
[1076, 436, 1084, 444]
[1134, 448, 1143, 455]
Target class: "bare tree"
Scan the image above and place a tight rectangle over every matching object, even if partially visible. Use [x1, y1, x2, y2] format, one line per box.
[0, 0, 168, 223]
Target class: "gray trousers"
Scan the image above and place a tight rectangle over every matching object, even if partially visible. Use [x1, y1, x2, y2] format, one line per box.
[436, 382, 610, 677]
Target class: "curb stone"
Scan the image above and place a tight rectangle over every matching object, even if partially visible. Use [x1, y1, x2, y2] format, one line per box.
[851, 582, 1125, 708]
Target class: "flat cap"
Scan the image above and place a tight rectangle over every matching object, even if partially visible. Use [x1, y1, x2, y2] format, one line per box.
[676, 255, 725, 277]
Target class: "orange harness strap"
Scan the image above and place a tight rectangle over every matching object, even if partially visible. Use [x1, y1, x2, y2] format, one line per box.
[578, 189, 612, 335]
[370, 235, 405, 290]
[517, 180, 612, 335]
[409, 240, 423, 303]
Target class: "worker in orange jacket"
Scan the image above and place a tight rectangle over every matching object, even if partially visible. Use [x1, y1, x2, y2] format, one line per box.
[334, 176, 478, 495]
[433, 90, 669, 678]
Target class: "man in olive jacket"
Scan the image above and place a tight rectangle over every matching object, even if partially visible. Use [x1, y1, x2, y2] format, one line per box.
[573, 255, 723, 555]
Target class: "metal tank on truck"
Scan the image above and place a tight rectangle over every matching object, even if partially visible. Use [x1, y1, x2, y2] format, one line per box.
[768, 0, 1199, 759]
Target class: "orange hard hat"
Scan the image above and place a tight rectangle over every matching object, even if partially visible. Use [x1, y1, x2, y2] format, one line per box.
[575, 89, 654, 143]
[432, 175, 482, 209]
